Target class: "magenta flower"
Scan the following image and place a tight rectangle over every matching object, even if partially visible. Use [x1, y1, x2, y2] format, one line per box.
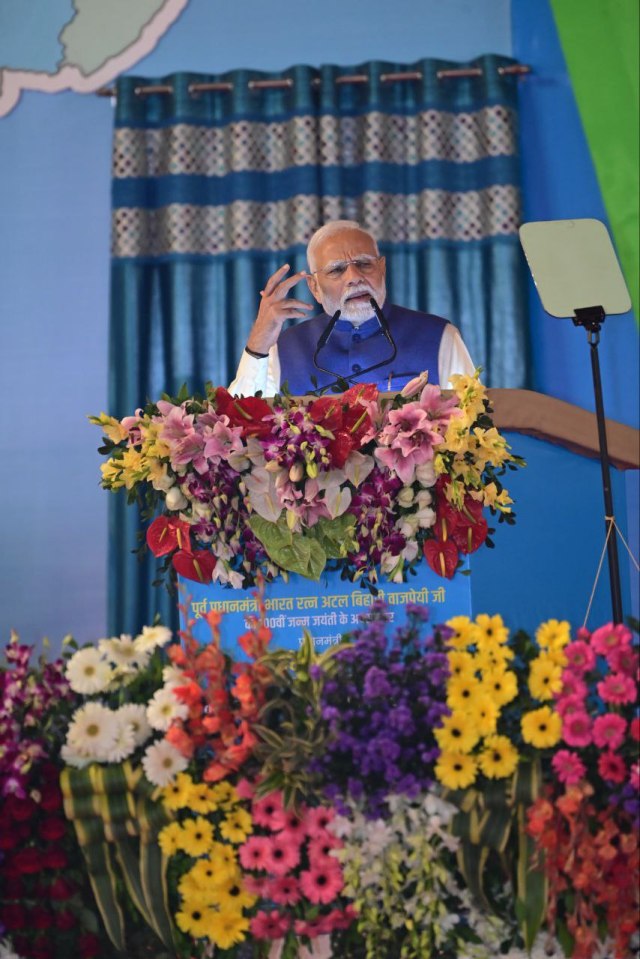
[307, 831, 342, 867]
[551, 749, 586, 786]
[564, 640, 596, 674]
[238, 835, 271, 871]
[558, 670, 588, 701]
[305, 806, 335, 838]
[630, 762, 640, 791]
[556, 693, 588, 718]
[266, 875, 301, 906]
[607, 643, 639, 677]
[597, 672, 636, 705]
[251, 791, 287, 830]
[598, 751, 627, 784]
[250, 910, 291, 940]
[590, 622, 632, 657]
[299, 862, 344, 904]
[265, 833, 302, 876]
[562, 711, 593, 747]
[592, 712, 627, 751]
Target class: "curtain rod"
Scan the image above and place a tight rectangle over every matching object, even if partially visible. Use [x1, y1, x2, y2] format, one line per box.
[96, 63, 530, 99]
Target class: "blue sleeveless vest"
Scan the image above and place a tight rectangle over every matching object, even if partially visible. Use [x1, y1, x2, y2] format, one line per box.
[277, 303, 448, 394]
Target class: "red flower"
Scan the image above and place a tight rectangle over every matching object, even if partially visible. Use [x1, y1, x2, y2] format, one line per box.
[55, 909, 78, 930]
[423, 538, 459, 579]
[32, 906, 54, 930]
[48, 877, 76, 901]
[39, 782, 63, 812]
[0, 902, 27, 930]
[214, 387, 273, 437]
[146, 515, 193, 557]
[38, 817, 67, 842]
[172, 548, 216, 583]
[3, 794, 38, 821]
[451, 513, 488, 554]
[78, 933, 102, 959]
[41, 845, 68, 869]
[12, 847, 42, 874]
[0, 826, 22, 850]
[30, 936, 55, 959]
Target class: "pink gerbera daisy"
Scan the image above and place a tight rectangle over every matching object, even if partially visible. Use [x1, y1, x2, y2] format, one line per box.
[591, 623, 632, 657]
[592, 713, 627, 751]
[558, 670, 588, 701]
[551, 749, 586, 786]
[562, 711, 592, 748]
[563, 640, 596, 674]
[266, 875, 301, 906]
[239, 835, 271, 871]
[265, 833, 301, 876]
[307, 831, 342, 867]
[277, 809, 308, 843]
[630, 762, 640, 791]
[630, 718, 640, 741]
[597, 751, 627, 784]
[250, 910, 291, 940]
[597, 672, 636, 705]
[606, 643, 639, 677]
[556, 693, 589, 718]
[293, 917, 328, 938]
[305, 806, 336, 837]
[243, 875, 269, 897]
[299, 863, 344, 904]
[251, 791, 287, 830]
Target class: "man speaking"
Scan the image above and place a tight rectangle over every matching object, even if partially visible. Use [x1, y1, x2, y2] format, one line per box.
[230, 220, 474, 395]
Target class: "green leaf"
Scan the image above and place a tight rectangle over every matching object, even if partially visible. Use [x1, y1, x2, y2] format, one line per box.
[248, 514, 327, 579]
[310, 514, 357, 558]
[516, 805, 547, 950]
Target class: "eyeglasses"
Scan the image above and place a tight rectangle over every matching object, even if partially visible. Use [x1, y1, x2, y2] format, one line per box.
[314, 255, 382, 280]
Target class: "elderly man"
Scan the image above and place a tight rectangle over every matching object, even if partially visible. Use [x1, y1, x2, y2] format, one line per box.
[229, 220, 474, 395]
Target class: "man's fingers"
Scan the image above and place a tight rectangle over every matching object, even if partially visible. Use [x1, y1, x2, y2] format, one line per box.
[262, 264, 291, 297]
[278, 298, 313, 312]
[275, 271, 309, 296]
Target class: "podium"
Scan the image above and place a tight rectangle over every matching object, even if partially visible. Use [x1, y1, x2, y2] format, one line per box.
[180, 390, 639, 647]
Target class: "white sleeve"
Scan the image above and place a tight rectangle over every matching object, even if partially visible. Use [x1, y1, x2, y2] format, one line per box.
[438, 324, 476, 387]
[228, 346, 281, 396]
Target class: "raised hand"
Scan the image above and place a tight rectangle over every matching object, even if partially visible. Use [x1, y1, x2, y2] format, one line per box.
[245, 264, 312, 355]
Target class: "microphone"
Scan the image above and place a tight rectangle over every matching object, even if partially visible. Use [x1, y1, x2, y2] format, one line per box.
[312, 297, 397, 389]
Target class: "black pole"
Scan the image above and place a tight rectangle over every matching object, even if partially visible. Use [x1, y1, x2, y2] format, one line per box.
[573, 306, 624, 623]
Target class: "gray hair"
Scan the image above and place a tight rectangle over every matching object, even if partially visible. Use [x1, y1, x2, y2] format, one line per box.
[306, 220, 379, 272]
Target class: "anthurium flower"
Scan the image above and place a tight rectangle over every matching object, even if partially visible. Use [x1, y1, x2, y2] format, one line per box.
[171, 548, 216, 583]
[423, 538, 459, 579]
[146, 515, 193, 557]
[214, 386, 273, 437]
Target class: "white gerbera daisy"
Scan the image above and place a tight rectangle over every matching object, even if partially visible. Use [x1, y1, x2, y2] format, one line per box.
[60, 742, 90, 769]
[135, 624, 172, 653]
[116, 703, 152, 748]
[162, 664, 186, 687]
[142, 740, 188, 786]
[147, 687, 189, 731]
[104, 718, 136, 762]
[66, 702, 119, 761]
[66, 647, 113, 695]
[99, 633, 151, 670]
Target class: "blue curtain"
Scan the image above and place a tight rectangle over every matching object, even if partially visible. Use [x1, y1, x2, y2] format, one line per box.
[109, 54, 529, 634]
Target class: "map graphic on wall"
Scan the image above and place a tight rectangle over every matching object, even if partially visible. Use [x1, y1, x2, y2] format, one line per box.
[0, 0, 189, 117]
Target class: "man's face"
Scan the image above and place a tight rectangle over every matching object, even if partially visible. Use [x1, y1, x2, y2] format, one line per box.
[307, 228, 387, 322]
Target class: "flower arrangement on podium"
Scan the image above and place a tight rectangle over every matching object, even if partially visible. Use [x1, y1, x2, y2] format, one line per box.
[91, 372, 523, 590]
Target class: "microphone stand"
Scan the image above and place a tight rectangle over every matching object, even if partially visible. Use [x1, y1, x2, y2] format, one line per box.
[312, 297, 397, 388]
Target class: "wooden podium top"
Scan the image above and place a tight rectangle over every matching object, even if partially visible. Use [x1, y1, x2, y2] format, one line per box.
[486, 389, 639, 471]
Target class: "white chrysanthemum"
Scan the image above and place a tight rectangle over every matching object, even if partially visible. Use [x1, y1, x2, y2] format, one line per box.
[66, 702, 119, 761]
[135, 624, 172, 653]
[142, 739, 188, 786]
[0, 937, 24, 959]
[60, 742, 90, 769]
[99, 633, 151, 670]
[66, 647, 113, 695]
[116, 703, 152, 748]
[147, 687, 189, 731]
[104, 719, 136, 762]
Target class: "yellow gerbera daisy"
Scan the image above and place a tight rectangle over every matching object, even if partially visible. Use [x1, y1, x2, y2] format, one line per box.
[446, 674, 483, 713]
[186, 855, 234, 890]
[435, 712, 480, 754]
[161, 771, 194, 811]
[210, 875, 257, 912]
[475, 613, 509, 646]
[478, 735, 519, 779]
[175, 903, 218, 939]
[209, 781, 239, 809]
[482, 667, 518, 707]
[207, 842, 239, 883]
[188, 782, 221, 815]
[158, 821, 182, 856]
[528, 655, 563, 702]
[178, 817, 215, 857]
[465, 693, 499, 736]
[474, 640, 514, 672]
[219, 808, 253, 844]
[435, 751, 478, 789]
[521, 706, 562, 749]
[207, 910, 250, 950]
[445, 616, 479, 651]
[535, 619, 571, 651]
[447, 650, 477, 681]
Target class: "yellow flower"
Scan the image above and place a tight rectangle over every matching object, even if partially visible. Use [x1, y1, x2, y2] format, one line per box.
[536, 619, 571, 651]
[207, 910, 250, 950]
[435, 712, 480, 754]
[447, 650, 477, 681]
[207, 842, 239, 883]
[175, 903, 218, 939]
[161, 772, 194, 811]
[474, 639, 514, 672]
[158, 821, 182, 856]
[187, 854, 234, 890]
[475, 613, 509, 646]
[448, 372, 487, 420]
[178, 817, 215, 857]
[521, 706, 562, 749]
[188, 782, 222, 815]
[89, 412, 129, 444]
[472, 427, 511, 466]
[478, 735, 519, 779]
[209, 781, 239, 809]
[219, 808, 253, 844]
[482, 667, 518, 707]
[445, 616, 479, 651]
[466, 694, 499, 737]
[100, 458, 125, 490]
[446, 675, 483, 713]
[528, 654, 563, 702]
[210, 874, 257, 912]
[178, 869, 212, 904]
[435, 751, 478, 789]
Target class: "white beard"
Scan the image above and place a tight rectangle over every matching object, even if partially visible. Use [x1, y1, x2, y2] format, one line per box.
[322, 280, 387, 325]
